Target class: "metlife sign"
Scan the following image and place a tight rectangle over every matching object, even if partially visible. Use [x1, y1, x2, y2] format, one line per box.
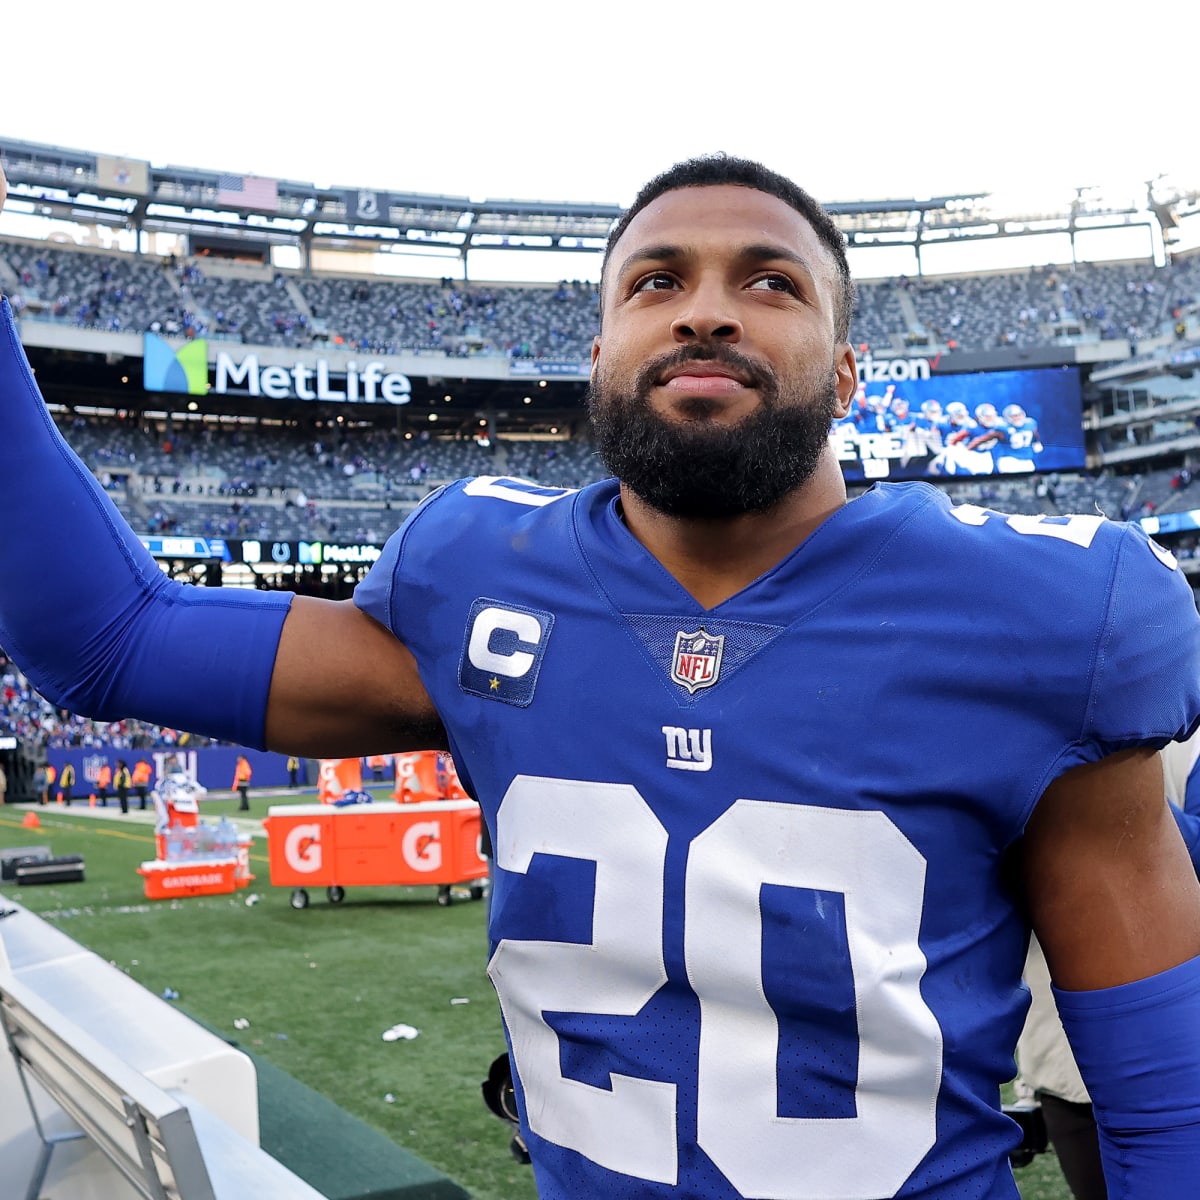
[240, 540, 383, 566]
[143, 335, 411, 404]
[214, 352, 411, 403]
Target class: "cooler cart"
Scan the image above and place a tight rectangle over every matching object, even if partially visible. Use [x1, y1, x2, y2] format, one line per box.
[263, 799, 488, 909]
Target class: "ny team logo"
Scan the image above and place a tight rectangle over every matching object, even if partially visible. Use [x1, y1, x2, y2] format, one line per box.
[670, 628, 724, 694]
[143, 332, 209, 395]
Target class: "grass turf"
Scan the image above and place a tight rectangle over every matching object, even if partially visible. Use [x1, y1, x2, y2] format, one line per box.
[0, 797, 1075, 1200]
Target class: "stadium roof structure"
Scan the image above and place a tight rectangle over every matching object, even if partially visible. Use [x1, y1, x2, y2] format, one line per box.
[5, 136, 1197, 273]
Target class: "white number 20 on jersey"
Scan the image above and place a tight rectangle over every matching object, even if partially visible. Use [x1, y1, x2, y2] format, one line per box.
[488, 776, 944, 1200]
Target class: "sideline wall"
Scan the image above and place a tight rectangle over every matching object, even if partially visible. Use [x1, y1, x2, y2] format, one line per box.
[43, 746, 304, 793]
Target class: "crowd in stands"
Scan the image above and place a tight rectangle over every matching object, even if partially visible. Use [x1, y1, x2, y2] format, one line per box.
[1, 653, 217, 751]
[897, 257, 1200, 352]
[59, 411, 606, 544]
[42, 404, 1200, 549]
[5, 235, 1200, 358]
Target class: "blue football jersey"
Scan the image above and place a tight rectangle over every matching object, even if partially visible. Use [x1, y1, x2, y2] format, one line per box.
[1003, 419, 1041, 461]
[354, 477, 1200, 1200]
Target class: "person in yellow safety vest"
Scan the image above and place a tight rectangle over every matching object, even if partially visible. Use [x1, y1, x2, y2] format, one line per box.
[233, 755, 252, 812]
[287, 755, 300, 788]
[58, 760, 75, 806]
[95, 761, 112, 807]
[114, 759, 132, 814]
[132, 759, 152, 809]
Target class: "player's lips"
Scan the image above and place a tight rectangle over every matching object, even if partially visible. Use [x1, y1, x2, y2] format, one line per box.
[657, 363, 755, 395]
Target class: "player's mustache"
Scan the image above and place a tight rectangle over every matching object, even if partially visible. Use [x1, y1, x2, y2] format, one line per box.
[634, 345, 775, 396]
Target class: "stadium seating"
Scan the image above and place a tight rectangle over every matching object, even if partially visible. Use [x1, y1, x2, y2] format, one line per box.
[5, 233, 1198, 357]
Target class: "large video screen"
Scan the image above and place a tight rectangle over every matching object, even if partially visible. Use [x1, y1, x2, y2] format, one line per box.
[831, 365, 1085, 483]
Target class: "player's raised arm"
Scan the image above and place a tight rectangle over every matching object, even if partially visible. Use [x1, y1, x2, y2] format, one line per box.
[0, 194, 441, 758]
[1022, 747, 1200, 1192]
[264, 595, 445, 756]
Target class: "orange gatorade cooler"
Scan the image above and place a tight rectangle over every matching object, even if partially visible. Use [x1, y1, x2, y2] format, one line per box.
[264, 799, 487, 909]
[137, 858, 246, 900]
[317, 757, 365, 803]
[393, 750, 470, 802]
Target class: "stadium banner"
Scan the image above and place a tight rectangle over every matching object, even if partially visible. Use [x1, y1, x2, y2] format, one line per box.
[833, 363, 1085, 483]
[140, 536, 232, 561]
[509, 359, 590, 378]
[95, 154, 150, 196]
[45, 747, 294, 793]
[142, 334, 412, 404]
[344, 188, 391, 224]
[237, 539, 383, 567]
[1141, 510, 1200, 536]
[136, 538, 385, 566]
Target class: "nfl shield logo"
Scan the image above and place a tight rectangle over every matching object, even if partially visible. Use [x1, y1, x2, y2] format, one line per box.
[671, 628, 725, 694]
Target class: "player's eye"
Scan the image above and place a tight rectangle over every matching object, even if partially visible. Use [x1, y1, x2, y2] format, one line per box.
[632, 272, 678, 293]
[747, 273, 799, 295]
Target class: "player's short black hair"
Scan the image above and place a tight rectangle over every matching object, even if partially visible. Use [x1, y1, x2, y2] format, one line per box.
[602, 154, 855, 342]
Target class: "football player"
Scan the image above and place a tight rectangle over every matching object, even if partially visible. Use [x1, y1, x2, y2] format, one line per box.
[911, 398, 949, 466]
[964, 403, 1009, 473]
[2, 156, 1200, 1200]
[996, 402, 1043, 473]
[932, 401, 992, 474]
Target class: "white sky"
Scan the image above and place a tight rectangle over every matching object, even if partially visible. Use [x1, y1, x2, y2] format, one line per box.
[5, 0, 1200, 281]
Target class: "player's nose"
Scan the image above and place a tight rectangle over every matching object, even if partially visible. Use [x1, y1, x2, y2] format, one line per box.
[670, 279, 743, 344]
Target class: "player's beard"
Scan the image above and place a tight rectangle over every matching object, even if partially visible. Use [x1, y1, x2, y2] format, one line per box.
[587, 346, 841, 520]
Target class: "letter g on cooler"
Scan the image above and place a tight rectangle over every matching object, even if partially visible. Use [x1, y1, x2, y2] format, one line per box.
[284, 823, 323, 873]
[459, 599, 554, 706]
[402, 821, 443, 873]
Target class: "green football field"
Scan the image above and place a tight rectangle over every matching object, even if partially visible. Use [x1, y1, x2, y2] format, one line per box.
[0, 795, 1074, 1199]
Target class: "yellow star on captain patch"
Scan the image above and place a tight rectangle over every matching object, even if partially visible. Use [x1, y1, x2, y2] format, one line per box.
[489, 677, 501, 691]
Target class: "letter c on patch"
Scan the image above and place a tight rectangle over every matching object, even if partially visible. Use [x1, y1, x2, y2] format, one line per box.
[467, 607, 542, 678]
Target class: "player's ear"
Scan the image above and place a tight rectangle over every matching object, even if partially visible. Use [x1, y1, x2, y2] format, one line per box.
[590, 334, 601, 380]
[833, 343, 857, 419]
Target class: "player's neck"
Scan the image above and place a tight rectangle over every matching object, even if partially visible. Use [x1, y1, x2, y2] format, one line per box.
[618, 455, 848, 610]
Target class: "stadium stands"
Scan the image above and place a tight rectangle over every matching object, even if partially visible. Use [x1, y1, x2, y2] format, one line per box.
[4, 233, 1199, 358]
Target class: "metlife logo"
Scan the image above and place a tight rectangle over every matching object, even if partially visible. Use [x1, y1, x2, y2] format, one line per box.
[300, 541, 383, 565]
[143, 333, 209, 395]
[239, 539, 382, 566]
[213, 352, 411, 403]
[141, 338, 412, 403]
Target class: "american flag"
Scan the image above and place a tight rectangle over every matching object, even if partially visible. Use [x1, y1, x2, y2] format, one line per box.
[217, 173, 278, 211]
